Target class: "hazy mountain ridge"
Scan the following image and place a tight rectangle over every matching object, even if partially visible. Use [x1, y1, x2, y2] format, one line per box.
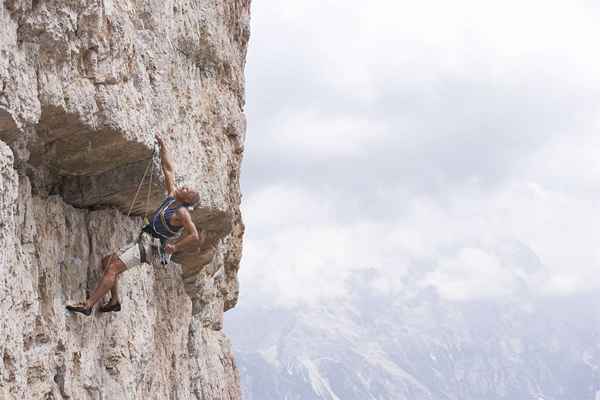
[226, 271, 600, 400]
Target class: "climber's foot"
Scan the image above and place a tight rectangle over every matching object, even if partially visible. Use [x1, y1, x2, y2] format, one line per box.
[66, 303, 92, 316]
[99, 300, 121, 313]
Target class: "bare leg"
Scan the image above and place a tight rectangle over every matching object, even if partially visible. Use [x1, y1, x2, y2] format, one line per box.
[101, 255, 120, 305]
[84, 255, 126, 309]
[110, 279, 120, 305]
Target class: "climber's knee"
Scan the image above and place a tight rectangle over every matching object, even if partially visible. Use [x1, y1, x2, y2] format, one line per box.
[101, 254, 113, 271]
[106, 258, 126, 276]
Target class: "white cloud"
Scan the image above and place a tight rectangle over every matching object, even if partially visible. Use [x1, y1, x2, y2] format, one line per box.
[240, 176, 600, 305]
[243, 184, 334, 234]
[272, 110, 387, 159]
[421, 247, 517, 302]
[239, 0, 600, 306]
[240, 184, 414, 306]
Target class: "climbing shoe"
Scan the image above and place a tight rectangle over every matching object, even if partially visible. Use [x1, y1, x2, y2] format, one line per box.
[99, 301, 121, 313]
[66, 304, 92, 316]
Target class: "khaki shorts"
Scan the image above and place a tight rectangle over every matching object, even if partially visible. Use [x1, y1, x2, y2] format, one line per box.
[117, 233, 159, 270]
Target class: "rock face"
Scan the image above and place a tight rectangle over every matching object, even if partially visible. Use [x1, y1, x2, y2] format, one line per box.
[0, 1, 250, 399]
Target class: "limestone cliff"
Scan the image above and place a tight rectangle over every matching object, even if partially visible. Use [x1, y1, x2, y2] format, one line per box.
[0, 0, 250, 398]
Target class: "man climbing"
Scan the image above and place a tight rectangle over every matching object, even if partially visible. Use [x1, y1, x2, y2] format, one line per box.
[66, 135, 204, 316]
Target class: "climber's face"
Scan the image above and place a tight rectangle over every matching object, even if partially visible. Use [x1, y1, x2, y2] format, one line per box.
[175, 186, 199, 206]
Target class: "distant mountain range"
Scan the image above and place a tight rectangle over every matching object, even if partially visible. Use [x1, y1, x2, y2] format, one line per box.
[225, 270, 600, 400]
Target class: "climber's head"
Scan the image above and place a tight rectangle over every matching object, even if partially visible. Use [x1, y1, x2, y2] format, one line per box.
[175, 186, 200, 208]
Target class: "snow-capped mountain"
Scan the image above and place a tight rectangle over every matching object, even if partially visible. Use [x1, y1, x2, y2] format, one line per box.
[225, 271, 600, 400]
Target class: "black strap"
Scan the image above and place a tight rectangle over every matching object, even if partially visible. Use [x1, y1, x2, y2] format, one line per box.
[142, 224, 160, 239]
[140, 227, 171, 265]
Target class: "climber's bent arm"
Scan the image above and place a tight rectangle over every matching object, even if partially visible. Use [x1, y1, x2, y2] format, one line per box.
[155, 135, 176, 196]
[171, 208, 204, 253]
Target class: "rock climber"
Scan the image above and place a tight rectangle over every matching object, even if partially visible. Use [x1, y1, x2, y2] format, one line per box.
[66, 134, 204, 316]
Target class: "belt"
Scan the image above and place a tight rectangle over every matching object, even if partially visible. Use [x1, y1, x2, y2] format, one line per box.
[138, 229, 171, 266]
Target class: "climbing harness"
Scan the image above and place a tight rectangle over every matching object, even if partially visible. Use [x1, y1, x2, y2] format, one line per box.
[141, 224, 173, 266]
[142, 195, 182, 265]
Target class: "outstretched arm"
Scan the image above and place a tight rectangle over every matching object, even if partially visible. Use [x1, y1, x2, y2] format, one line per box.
[155, 134, 176, 196]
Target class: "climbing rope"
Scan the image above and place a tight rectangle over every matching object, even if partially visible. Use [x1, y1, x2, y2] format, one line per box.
[126, 144, 157, 220]
[143, 146, 155, 223]
[102, 143, 157, 270]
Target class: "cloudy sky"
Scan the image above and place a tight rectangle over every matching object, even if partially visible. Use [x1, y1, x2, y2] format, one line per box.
[236, 0, 600, 307]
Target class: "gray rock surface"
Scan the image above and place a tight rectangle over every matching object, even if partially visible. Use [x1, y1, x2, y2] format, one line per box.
[0, 0, 250, 398]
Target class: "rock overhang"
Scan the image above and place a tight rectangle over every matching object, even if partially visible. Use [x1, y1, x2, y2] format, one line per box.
[0, 103, 159, 212]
